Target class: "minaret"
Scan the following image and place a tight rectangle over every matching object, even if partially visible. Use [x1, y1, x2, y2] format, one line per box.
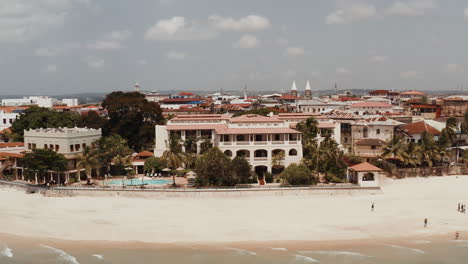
[304, 80, 312, 99]
[134, 82, 141, 93]
[244, 85, 248, 100]
[290, 81, 298, 97]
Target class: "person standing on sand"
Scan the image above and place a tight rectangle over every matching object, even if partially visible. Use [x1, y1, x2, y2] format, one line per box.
[455, 231, 460, 240]
[424, 218, 428, 227]
[458, 203, 461, 212]
[371, 202, 374, 211]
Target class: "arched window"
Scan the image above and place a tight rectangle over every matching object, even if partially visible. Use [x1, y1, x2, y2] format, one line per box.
[254, 149, 268, 157]
[236, 150, 250, 158]
[224, 150, 233, 157]
[289, 149, 298, 156]
[362, 173, 375, 181]
[363, 127, 369, 138]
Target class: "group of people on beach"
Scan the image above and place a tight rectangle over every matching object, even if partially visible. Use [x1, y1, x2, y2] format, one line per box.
[458, 203, 466, 214]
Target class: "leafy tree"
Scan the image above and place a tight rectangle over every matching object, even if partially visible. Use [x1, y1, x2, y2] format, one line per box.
[160, 134, 187, 186]
[419, 131, 439, 167]
[144, 156, 163, 174]
[77, 147, 101, 183]
[403, 141, 422, 168]
[381, 134, 407, 162]
[22, 148, 67, 183]
[11, 106, 78, 141]
[271, 151, 285, 169]
[102, 91, 164, 151]
[279, 163, 316, 185]
[184, 136, 199, 154]
[95, 134, 133, 175]
[232, 156, 252, 184]
[76, 111, 107, 130]
[199, 137, 213, 154]
[194, 148, 237, 187]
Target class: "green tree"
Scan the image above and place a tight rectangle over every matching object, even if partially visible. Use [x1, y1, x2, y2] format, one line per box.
[144, 156, 163, 174]
[160, 134, 187, 186]
[102, 92, 164, 151]
[381, 134, 407, 162]
[419, 131, 439, 167]
[96, 134, 133, 175]
[232, 156, 252, 184]
[403, 141, 422, 168]
[76, 110, 107, 130]
[279, 163, 316, 185]
[199, 137, 213, 154]
[22, 149, 67, 184]
[194, 148, 237, 187]
[77, 147, 101, 183]
[11, 107, 78, 141]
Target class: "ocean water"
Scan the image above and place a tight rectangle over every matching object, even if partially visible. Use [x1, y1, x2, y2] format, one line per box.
[1, 238, 468, 264]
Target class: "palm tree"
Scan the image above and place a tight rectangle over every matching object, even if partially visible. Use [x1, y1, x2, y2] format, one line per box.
[161, 134, 187, 187]
[381, 134, 407, 163]
[419, 132, 438, 167]
[403, 141, 422, 168]
[77, 147, 101, 184]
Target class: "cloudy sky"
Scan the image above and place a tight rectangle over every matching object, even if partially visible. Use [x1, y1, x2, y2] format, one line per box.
[0, 0, 467, 95]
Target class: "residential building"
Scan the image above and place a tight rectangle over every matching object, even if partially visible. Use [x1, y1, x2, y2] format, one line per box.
[349, 101, 394, 115]
[1, 96, 79, 108]
[400, 120, 446, 143]
[348, 162, 383, 187]
[441, 96, 468, 117]
[155, 114, 303, 176]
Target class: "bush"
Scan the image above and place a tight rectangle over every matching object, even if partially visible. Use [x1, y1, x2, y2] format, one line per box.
[348, 155, 364, 165]
[325, 172, 347, 183]
[279, 164, 317, 185]
[265, 172, 274, 183]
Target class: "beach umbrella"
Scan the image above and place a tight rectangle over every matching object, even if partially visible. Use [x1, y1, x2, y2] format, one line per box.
[176, 167, 184, 171]
[162, 168, 170, 172]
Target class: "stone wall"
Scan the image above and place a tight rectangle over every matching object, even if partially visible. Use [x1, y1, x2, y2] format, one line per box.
[391, 166, 468, 179]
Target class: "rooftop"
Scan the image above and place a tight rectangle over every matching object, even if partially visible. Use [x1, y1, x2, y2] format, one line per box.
[349, 162, 383, 172]
[350, 102, 393, 108]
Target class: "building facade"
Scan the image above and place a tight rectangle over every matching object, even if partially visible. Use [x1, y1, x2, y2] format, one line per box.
[155, 114, 304, 176]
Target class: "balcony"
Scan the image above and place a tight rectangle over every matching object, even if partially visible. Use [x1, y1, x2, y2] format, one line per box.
[254, 157, 268, 161]
[219, 140, 300, 146]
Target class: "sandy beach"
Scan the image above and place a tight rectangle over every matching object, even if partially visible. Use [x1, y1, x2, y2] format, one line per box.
[1, 176, 468, 244]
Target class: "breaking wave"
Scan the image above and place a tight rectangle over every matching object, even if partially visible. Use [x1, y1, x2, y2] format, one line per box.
[40, 245, 80, 264]
[93, 254, 104, 259]
[385, 244, 426, 254]
[1, 244, 13, 258]
[298, 250, 370, 257]
[291, 254, 319, 263]
[225, 247, 257, 256]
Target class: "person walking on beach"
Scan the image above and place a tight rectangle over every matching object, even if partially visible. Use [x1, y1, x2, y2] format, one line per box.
[458, 203, 461, 212]
[455, 231, 460, 240]
[371, 202, 374, 212]
[424, 218, 428, 228]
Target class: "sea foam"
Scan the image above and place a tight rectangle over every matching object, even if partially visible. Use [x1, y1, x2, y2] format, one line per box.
[291, 254, 320, 263]
[40, 245, 80, 264]
[385, 244, 426, 254]
[225, 247, 257, 256]
[93, 254, 104, 259]
[1, 245, 13, 258]
[298, 250, 370, 258]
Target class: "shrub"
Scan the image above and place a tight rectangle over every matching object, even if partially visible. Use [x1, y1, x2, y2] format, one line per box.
[279, 164, 317, 185]
[264, 172, 274, 183]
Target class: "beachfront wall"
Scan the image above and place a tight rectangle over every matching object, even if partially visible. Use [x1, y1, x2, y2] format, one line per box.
[392, 166, 468, 178]
[356, 171, 381, 188]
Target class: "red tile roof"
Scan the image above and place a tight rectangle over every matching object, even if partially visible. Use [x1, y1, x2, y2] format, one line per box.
[229, 114, 282, 123]
[317, 122, 335, 129]
[350, 102, 393, 108]
[0, 106, 29, 113]
[136, 151, 153, 157]
[401, 90, 426, 96]
[355, 138, 386, 146]
[278, 94, 302, 100]
[0, 152, 24, 158]
[217, 127, 301, 135]
[339, 97, 363, 102]
[0, 142, 24, 148]
[402, 121, 441, 135]
[411, 104, 438, 109]
[349, 162, 383, 172]
[178, 92, 194, 96]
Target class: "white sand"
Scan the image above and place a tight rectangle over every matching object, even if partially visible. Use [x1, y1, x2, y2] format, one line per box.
[1, 176, 468, 243]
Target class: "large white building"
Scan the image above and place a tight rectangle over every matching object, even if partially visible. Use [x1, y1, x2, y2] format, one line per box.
[0, 110, 19, 131]
[155, 114, 306, 176]
[24, 127, 101, 157]
[1, 96, 79, 108]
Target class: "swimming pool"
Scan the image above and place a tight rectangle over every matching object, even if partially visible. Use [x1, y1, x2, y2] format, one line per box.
[107, 179, 173, 186]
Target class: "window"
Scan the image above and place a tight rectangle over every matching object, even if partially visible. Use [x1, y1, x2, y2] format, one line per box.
[274, 134, 281, 141]
[289, 149, 298, 156]
[362, 173, 375, 181]
[224, 150, 232, 157]
[371, 145, 377, 150]
[70, 145, 74, 152]
[55, 145, 60, 152]
[44, 144, 48, 149]
[49, 144, 54, 149]
[28, 143, 32, 149]
[32, 144, 36, 149]
[2, 119, 5, 124]
[344, 137, 348, 143]
[75, 144, 80, 151]
[82, 143, 87, 149]
[376, 129, 380, 135]
[363, 127, 369, 138]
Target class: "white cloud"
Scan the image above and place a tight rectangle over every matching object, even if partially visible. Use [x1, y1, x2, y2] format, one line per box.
[88, 30, 132, 50]
[145, 16, 216, 41]
[400, 70, 423, 79]
[445, 64, 464, 73]
[371, 55, 388, 62]
[284, 46, 305, 56]
[0, 0, 89, 42]
[166, 51, 186, 60]
[209, 15, 270, 31]
[233, 34, 260, 49]
[84, 56, 104, 69]
[386, 0, 438, 16]
[326, 3, 377, 24]
[336, 67, 352, 74]
[44, 64, 58, 73]
[35, 48, 58, 57]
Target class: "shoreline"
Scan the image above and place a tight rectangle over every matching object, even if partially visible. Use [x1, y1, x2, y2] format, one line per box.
[1, 175, 468, 248]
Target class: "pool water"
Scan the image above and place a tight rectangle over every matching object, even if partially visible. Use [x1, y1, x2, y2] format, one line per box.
[107, 179, 173, 186]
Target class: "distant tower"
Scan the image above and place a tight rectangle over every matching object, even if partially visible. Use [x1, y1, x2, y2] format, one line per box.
[244, 85, 248, 100]
[334, 82, 338, 94]
[290, 81, 298, 97]
[134, 82, 141, 93]
[304, 81, 312, 99]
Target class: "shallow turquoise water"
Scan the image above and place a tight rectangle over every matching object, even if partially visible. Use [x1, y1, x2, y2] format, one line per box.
[107, 179, 172, 186]
[1, 239, 468, 264]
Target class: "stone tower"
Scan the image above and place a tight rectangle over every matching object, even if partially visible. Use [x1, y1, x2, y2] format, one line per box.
[290, 81, 298, 97]
[304, 81, 312, 99]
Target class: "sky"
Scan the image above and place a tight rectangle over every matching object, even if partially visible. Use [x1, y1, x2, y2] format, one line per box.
[0, 0, 468, 95]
